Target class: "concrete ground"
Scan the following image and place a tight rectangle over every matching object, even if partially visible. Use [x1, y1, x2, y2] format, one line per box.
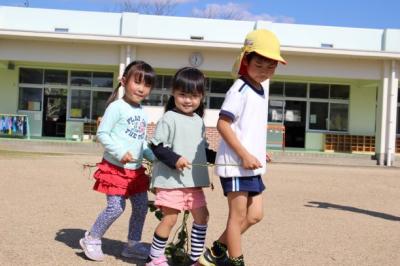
[0, 151, 399, 266]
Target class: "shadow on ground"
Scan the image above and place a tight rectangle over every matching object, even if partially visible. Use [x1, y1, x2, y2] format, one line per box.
[305, 201, 400, 222]
[55, 228, 146, 265]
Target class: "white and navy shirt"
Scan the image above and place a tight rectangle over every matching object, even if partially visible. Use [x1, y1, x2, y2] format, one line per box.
[215, 78, 268, 178]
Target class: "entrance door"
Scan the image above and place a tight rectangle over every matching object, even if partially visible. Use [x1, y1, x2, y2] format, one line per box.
[284, 101, 306, 148]
[42, 88, 67, 137]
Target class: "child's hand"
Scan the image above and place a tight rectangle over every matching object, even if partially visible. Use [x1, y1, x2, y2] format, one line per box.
[266, 153, 272, 162]
[120, 152, 134, 164]
[241, 152, 262, 170]
[176, 157, 191, 171]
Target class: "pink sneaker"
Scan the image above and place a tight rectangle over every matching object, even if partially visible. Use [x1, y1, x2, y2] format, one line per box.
[145, 255, 169, 266]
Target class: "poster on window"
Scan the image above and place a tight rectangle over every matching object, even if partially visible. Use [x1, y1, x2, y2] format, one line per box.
[285, 110, 301, 122]
[0, 115, 28, 137]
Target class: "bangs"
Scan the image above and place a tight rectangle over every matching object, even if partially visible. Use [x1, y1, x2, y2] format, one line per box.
[177, 78, 204, 95]
[132, 70, 156, 87]
[173, 68, 205, 95]
[124, 61, 156, 87]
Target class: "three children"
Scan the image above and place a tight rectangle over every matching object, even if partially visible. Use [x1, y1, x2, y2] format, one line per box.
[80, 28, 285, 266]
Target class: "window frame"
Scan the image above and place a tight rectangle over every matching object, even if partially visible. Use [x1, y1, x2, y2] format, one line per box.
[18, 67, 114, 122]
[145, 74, 233, 110]
[17, 85, 44, 112]
[268, 81, 350, 133]
[68, 86, 113, 121]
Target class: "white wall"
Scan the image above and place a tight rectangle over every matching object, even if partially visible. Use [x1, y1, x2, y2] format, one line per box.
[0, 6, 121, 35]
[136, 15, 254, 43]
[0, 66, 18, 113]
[383, 29, 400, 52]
[349, 82, 377, 135]
[261, 21, 384, 51]
[0, 39, 120, 65]
[137, 46, 237, 72]
[277, 55, 382, 80]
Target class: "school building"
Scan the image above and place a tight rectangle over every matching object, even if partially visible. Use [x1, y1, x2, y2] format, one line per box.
[0, 6, 399, 165]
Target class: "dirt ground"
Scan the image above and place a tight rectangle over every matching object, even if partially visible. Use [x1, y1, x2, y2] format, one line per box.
[0, 152, 399, 266]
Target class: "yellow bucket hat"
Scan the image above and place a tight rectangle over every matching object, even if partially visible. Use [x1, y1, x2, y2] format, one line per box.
[232, 29, 286, 77]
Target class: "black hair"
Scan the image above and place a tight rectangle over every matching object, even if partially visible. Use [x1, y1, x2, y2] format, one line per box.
[245, 51, 278, 64]
[165, 67, 206, 117]
[106, 60, 156, 106]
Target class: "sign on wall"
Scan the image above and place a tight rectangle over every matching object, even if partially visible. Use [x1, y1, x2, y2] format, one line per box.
[0, 114, 30, 138]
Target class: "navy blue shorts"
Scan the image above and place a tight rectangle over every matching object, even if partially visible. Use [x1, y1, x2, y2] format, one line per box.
[219, 175, 265, 197]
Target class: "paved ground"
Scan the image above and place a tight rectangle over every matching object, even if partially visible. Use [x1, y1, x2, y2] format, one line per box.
[0, 151, 399, 266]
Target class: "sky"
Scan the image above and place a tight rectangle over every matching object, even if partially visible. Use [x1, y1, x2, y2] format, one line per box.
[1, 0, 400, 29]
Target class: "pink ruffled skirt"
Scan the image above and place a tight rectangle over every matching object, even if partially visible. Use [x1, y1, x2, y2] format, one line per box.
[93, 159, 149, 197]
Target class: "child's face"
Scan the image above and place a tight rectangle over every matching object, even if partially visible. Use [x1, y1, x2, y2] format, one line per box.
[122, 77, 152, 105]
[243, 54, 278, 84]
[173, 89, 202, 115]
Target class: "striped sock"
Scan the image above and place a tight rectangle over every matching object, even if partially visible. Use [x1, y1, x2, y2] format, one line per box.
[189, 223, 207, 262]
[149, 233, 168, 259]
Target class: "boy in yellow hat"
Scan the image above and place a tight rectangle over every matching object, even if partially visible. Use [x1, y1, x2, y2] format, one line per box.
[199, 29, 286, 266]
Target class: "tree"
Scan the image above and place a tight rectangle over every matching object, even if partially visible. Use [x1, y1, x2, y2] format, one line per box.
[120, 0, 184, 15]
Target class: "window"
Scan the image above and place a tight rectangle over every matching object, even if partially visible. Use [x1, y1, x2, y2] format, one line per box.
[329, 103, 348, 131]
[70, 90, 91, 119]
[18, 87, 42, 111]
[268, 100, 284, 122]
[144, 75, 232, 109]
[69, 71, 114, 120]
[143, 75, 171, 106]
[19, 68, 43, 84]
[70, 71, 114, 88]
[397, 106, 400, 135]
[163, 76, 172, 90]
[269, 81, 350, 132]
[209, 98, 225, 109]
[310, 83, 329, 99]
[71, 71, 91, 86]
[18, 68, 114, 124]
[309, 102, 328, 130]
[92, 91, 112, 120]
[269, 82, 284, 96]
[93, 72, 113, 88]
[285, 82, 307, 98]
[209, 78, 232, 94]
[70, 89, 113, 120]
[142, 94, 164, 106]
[330, 84, 350, 99]
[44, 70, 68, 85]
[207, 78, 233, 109]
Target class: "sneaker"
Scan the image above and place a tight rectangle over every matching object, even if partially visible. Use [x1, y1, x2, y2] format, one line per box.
[145, 255, 169, 266]
[121, 241, 151, 260]
[198, 248, 228, 266]
[79, 231, 105, 261]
